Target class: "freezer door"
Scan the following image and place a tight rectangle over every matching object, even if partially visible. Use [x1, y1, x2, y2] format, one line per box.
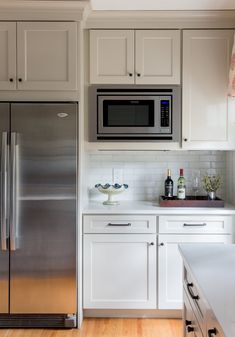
[0, 103, 10, 313]
[10, 103, 77, 314]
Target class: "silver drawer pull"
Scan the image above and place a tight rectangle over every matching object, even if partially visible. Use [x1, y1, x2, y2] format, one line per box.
[108, 223, 131, 227]
[183, 223, 207, 227]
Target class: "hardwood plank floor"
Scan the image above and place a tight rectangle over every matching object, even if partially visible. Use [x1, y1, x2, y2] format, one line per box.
[0, 318, 183, 337]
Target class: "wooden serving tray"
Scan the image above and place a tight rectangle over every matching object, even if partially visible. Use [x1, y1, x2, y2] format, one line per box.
[159, 196, 224, 207]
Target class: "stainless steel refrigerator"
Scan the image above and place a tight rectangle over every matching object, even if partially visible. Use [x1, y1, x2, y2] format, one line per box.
[0, 103, 77, 328]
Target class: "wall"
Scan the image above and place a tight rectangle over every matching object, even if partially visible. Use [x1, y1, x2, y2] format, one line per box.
[86, 150, 226, 202]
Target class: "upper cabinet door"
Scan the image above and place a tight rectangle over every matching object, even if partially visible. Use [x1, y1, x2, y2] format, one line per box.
[90, 30, 135, 84]
[182, 30, 234, 149]
[17, 22, 77, 91]
[135, 30, 181, 85]
[0, 22, 16, 90]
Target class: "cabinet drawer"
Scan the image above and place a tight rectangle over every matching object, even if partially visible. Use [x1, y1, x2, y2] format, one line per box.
[207, 310, 226, 337]
[83, 215, 157, 234]
[159, 215, 232, 234]
[184, 268, 208, 336]
[184, 290, 203, 337]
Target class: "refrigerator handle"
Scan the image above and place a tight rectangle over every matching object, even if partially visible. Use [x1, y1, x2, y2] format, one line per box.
[1, 132, 8, 251]
[10, 132, 17, 251]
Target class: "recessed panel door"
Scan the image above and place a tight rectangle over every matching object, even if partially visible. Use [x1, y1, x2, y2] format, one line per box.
[84, 234, 157, 309]
[90, 30, 135, 84]
[17, 22, 77, 90]
[135, 30, 181, 84]
[0, 22, 16, 90]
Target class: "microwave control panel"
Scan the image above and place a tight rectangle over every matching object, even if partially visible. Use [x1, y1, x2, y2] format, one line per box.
[160, 100, 170, 128]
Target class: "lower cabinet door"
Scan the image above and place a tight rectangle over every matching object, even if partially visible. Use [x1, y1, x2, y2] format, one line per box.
[158, 234, 231, 310]
[83, 234, 156, 309]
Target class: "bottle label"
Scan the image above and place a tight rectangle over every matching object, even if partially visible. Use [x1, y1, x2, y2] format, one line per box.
[177, 187, 186, 199]
[165, 184, 173, 197]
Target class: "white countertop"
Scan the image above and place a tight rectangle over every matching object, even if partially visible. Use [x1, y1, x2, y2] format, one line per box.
[179, 244, 235, 337]
[83, 201, 235, 215]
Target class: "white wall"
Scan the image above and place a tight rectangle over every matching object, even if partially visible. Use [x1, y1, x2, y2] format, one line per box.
[86, 150, 226, 202]
[91, 0, 235, 10]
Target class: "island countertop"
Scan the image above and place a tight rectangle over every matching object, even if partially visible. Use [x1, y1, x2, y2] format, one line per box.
[179, 244, 235, 337]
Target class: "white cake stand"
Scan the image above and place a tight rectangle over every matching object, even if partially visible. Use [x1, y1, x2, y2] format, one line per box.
[95, 183, 128, 205]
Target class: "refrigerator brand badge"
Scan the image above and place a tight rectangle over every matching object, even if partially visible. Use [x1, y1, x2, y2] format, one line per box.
[57, 112, 68, 118]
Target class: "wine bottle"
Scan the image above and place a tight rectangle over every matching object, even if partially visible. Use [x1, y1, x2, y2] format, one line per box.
[177, 168, 186, 199]
[165, 169, 173, 198]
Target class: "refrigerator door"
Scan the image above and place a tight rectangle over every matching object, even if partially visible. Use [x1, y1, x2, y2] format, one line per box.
[10, 103, 77, 314]
[0, 103, 10, 313]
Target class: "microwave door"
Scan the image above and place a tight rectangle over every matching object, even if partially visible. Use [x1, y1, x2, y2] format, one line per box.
[98, 95, 161, 135]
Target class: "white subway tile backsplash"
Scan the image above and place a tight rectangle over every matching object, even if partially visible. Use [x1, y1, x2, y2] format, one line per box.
[87, 151, 226, 202]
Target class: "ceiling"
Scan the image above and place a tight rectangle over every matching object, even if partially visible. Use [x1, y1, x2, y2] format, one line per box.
[90, 0, 235, 10]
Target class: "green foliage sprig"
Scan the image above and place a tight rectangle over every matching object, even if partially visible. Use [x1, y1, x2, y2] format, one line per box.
[202, 175, 221, 192]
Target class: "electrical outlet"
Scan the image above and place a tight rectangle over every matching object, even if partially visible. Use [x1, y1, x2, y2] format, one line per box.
[112, 168, 123, 184]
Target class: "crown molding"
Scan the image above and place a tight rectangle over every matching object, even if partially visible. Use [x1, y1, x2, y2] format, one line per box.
[85, 10, 235, 29]
[0, 1, 91, 21]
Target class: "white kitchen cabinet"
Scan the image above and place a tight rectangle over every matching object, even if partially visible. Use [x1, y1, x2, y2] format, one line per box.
[0, 22, 16, 90]
[90, 29, 181, 85]
[158, 233, 232, 310]
[90, 30, 134, 84]
[182, 30, 235, 150]
[135, 30, 180, 84]
[83, 234, 157, 309]
[0, 21, 77, 91]
[17, 22, 77, 91]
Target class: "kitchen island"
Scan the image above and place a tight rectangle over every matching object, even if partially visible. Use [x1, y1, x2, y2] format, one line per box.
[180, 244, 235, 337]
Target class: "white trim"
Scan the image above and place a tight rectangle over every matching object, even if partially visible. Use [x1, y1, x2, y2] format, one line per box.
[0, 1, 91, 21]
[85, 10, 235, 29]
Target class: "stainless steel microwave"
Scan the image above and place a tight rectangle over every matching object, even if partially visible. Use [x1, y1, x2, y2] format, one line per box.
[89, 85, 181, 142]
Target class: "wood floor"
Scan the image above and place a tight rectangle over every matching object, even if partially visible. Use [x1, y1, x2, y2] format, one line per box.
[0, 318, 183, 337]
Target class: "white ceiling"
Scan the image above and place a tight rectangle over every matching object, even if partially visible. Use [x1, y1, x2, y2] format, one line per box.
[90, 0, 235, 10]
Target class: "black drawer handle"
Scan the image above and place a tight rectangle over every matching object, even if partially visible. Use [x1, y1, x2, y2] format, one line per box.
[185, 320, 192, 326]
[108, 223, 131, 227]
[208, 328, 217, 337]
[183, 223, 207, 227]
[187, 283, 199, 300]
[187, 326, 194, 333]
